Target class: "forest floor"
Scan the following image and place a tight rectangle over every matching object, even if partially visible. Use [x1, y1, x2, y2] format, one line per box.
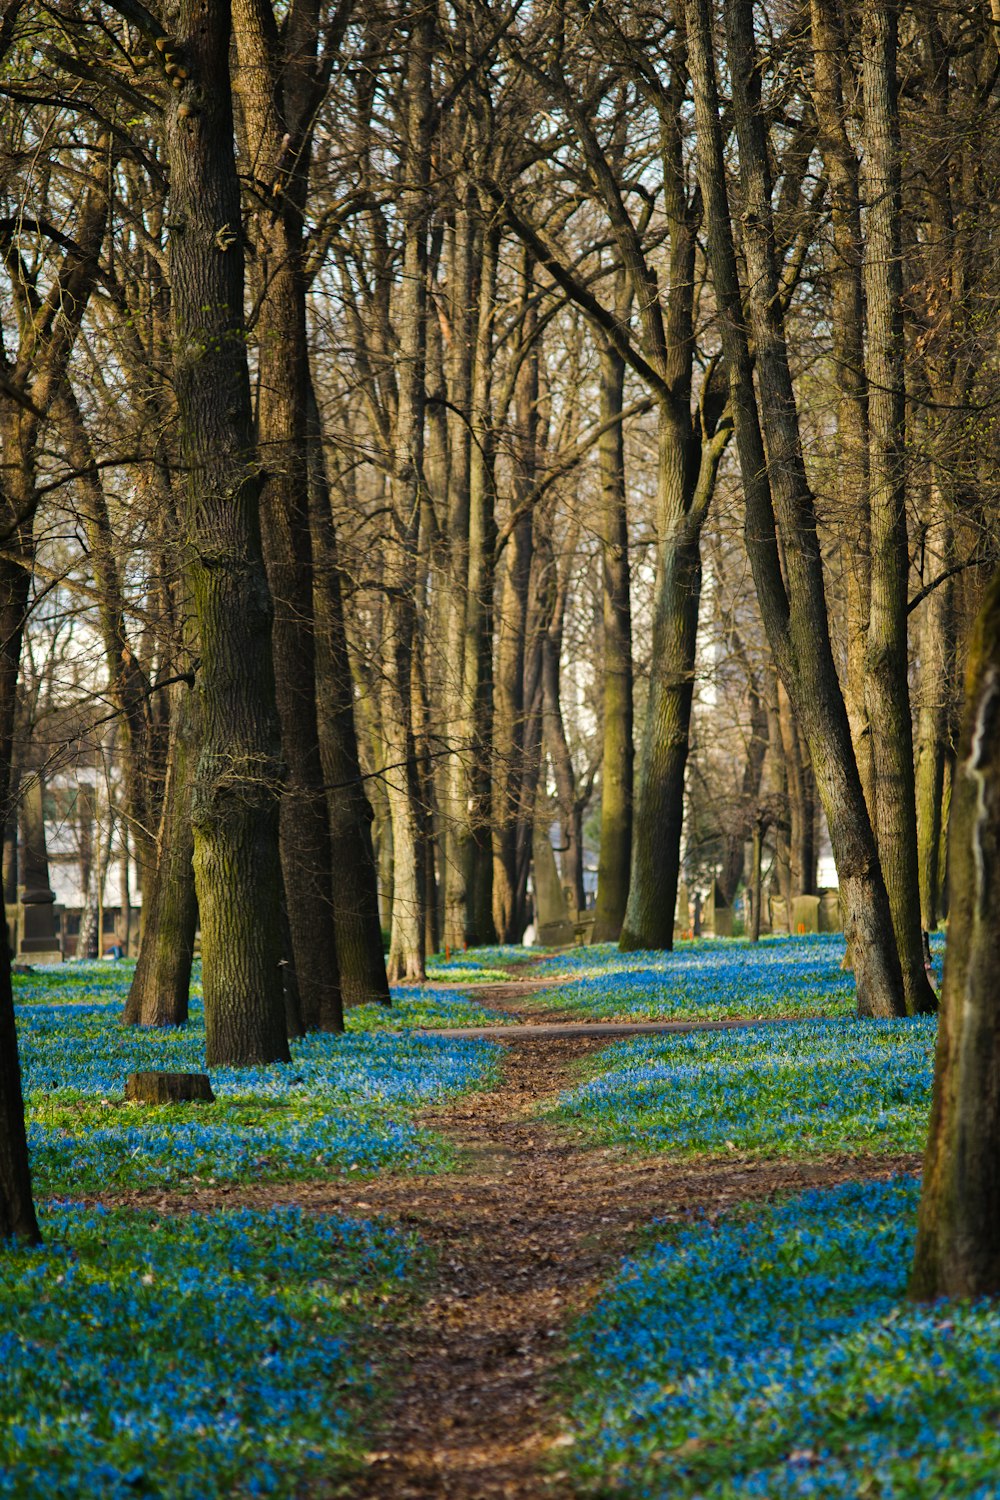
[109, 973, 919, 1500]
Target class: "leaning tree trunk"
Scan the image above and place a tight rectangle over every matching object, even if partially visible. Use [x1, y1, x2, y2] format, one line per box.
[686, 0, 906, 1018]
[861, 0, 936, 1014]
[167, 0, 288, 1066]
[910, 572, 1000, 1299]
[591, 338, 635, 942]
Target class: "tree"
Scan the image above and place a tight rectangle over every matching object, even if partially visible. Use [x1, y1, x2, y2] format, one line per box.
[911, 572, 1000, 1299]
[685, 0, 907, 1017]
[164, 0, 288, 1065]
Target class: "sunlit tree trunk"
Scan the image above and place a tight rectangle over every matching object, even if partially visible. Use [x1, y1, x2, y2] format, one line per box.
[911, 572, 1000, 1299]
[591, 336, 634, 942]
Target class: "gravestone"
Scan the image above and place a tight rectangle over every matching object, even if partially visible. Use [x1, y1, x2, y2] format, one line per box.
[711, 879, 734, 938]
[791, 894, 820, 934]
[533, 825, 574, 946]
[818, 888, 843, 932]
[769, 892, 788, 932]
[674, 881, 691, 939]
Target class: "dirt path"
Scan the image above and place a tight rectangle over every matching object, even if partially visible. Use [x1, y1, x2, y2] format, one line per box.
[86, 987, 919, 1497]
[321, 1038, 917, 1499]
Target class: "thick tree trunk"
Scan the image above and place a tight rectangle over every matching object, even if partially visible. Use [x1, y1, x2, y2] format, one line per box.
[862, 0, 937, 1014]
[592, 339, 634, 942]
[455, 222, 499, 948]
[168, 0, 288, 1065]
[123, 679, 198, 1028]
[686, 0, 906, 1017]
[232, 0, 342, 1032]
[911, 573, 1000, 1299]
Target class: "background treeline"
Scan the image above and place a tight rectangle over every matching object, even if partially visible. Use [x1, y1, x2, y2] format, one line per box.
[0, 0, 997, 1090]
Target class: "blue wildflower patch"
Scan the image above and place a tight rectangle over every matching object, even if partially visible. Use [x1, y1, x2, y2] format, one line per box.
[546, 1017, 935, 1156]
[0, 1201, 413, 1497]
[530, 932, 944, 1022]
[564, 1177, 1000, 1497]
[14, 976, 502, 1194]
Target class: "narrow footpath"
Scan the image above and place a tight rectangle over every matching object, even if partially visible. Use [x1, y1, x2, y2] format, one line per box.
[324, 980, 919, 1499]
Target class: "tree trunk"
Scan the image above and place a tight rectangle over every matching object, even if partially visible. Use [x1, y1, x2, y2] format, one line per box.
[168, 0, 288, 1066]
[383, 11, 433, 983]
[123, 679, 198, 1028]
[910, 572, 1000, 1299]
[0, 918, 38, 1245]
[232, 0, 342, 1033]
[592, 338, 634, 942]
[809, 0, 873, 807]
[861, 0, 937, 1014]
[914, 492, 956, 932]
[307, 391, 390, 1006]
[619, 410, 703, 951]
[686, 0, 906, 1017]
[492, 258, 538, 943]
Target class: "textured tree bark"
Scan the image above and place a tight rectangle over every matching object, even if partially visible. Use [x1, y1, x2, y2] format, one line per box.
[911, 573, 1000, 1299]
[454, 222, 499, 948]
[123, 678, 198, 1028]
[232, 0, 342, 1032]
[167, 0, 288, 1065]
[383, 11, 433, 982]
[541, 532, 586, 916]
[620, 418, 702, 951]
[591, 338, 634, 943]
[686, 0, 906, 1017]
[861, 0, 937, 1015]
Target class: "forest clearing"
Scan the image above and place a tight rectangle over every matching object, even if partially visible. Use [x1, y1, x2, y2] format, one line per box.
[4, 934, 993, 1499]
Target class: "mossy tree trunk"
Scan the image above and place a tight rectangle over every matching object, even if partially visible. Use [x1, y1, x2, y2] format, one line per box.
[911, 573, 1000, 1298]
[167, 0, 288, 1066]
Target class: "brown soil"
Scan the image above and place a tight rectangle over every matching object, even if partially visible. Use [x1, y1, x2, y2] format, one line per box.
[95, 1033, 919, 1498]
